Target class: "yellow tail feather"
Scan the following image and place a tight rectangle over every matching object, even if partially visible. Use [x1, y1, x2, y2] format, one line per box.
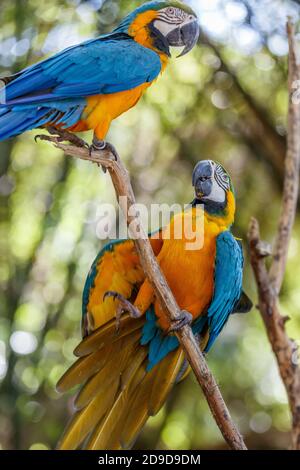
[58, 301, 189, 450]
[148, 348, 185, 416]
[120, 365, 158, 449]
[119, 349, 184, 449]
[85, 354, 148, 449]
[74, 314, 144, 357]
[56, 344, 113, 393]
[57, 329, 144, 449]
[73, 335, 136, 411]
[58, 378, 119, 450]
[58, 337, 187, 449]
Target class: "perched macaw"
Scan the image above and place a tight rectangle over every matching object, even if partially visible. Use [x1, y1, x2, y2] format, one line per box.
[0, 1, 199, 152]
[56, 160, 252, 450]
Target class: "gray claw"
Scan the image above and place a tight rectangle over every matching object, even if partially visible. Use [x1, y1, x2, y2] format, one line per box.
[91, 138, 119, 161]
[34, 134, 60, 144]
[103, 291, 141, 332]
[105, 142, 119, 161]
[167, 310, 193, 334]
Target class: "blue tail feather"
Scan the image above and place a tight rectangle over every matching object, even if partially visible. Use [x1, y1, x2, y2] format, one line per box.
[0, 107, 48, 141]
[0, 100, 85, 141]
[0, 107, 9, 118]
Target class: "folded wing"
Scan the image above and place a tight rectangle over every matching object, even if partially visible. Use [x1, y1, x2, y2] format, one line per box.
[205, 231, 245, 351]
[2, 35, 162, 106]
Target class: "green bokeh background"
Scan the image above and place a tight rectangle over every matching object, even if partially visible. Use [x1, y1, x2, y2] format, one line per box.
[0, 0, 300, 450]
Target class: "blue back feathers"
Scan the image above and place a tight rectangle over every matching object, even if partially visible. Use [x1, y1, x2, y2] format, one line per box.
[3, 38, 161, 105]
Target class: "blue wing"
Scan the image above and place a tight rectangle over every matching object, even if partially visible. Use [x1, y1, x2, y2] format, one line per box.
[3, 33, 162, 106]
[142, 231, 245, 369]
[204, 231, 244, 352]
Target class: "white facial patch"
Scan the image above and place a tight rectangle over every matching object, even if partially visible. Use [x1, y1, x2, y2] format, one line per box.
[153, 19, 178, 36]
[154, 7, 194, 37]
[205, 179, 226, 203]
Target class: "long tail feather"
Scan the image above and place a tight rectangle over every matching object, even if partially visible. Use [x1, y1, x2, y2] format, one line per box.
[85, 351, 148, 450]
[59, 330, 187, 449]
[58, 303, 188, 450]
[119, 366, 158, 450]
[58, 335, 140, 449]
[0, 107, 48, 141]
[148, 348, 185, 415]
[74, 314, 144, 358]
[119, 349, 184, 449]
[56, 344, 113, 393]
[74, 332, 141, 411]
[58, 378, 119, 450]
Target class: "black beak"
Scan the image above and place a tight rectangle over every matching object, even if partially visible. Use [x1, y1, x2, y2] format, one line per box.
[166, 20, 200, 57]
[195, 181, 211, 200]
[192, 161, 213, 199]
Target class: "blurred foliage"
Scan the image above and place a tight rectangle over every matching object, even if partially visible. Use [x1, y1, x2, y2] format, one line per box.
[0, 0, 300, 450]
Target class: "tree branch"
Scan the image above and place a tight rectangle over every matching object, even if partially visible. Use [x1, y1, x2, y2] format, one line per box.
[51, 141, 247, 450]
[248, 21, 300, 450]
[269, 22, 300, 293]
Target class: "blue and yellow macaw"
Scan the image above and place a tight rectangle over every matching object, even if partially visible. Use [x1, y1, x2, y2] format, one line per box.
[56, 160, 252, 450]
[0, 1, 199, 152]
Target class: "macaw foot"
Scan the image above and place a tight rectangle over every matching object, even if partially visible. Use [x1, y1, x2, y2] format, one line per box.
[103, 291, 142, 332]
[167, 310, 193, 335]
[35, 127, 90, 149]
[90, 137, 119, 173]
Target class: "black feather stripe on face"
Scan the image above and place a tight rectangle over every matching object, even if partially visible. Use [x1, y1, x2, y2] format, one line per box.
[214, 164, 230, 192]
[157, 7, 189, 25]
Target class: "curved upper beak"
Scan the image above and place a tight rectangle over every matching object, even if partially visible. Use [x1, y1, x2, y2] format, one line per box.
[192, 161, 213, 199]
[166, 19, 200, 57]
[195, 182, 207, 199]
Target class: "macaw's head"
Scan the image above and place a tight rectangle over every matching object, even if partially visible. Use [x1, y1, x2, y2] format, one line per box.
[192, 160, 236, 222]
[116, 1, 200, 57]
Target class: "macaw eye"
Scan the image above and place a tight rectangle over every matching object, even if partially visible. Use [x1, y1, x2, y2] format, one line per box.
[199, 176, 211, 182]
[222, 174, 229, 182]
[167, 7, 175, 15]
